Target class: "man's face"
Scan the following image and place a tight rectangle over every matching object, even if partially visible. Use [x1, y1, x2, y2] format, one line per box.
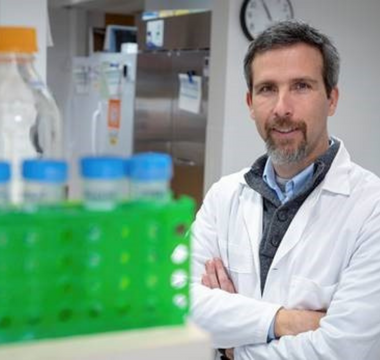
[246, 43, 339, 168]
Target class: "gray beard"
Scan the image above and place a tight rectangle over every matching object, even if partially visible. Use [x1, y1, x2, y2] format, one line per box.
[266, 139, 308, 165]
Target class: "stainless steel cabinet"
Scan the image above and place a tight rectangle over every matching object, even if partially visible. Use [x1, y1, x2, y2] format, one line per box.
[134, 12, 210, 209]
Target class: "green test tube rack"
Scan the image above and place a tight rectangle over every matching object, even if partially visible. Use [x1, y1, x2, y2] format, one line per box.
[0, 197, 194, 344]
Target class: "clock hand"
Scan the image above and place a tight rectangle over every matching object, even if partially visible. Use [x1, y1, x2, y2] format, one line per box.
[260, 0, 273, 21]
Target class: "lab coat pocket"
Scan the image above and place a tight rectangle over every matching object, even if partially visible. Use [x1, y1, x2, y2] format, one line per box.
[286, 276, 338, 311]
[222, 241, 253, 274]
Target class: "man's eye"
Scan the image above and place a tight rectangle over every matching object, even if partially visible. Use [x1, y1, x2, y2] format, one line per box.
[294, 82, 311, 91]
[258, 85, 275, 94]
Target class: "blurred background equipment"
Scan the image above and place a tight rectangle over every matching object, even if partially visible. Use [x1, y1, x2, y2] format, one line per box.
[66, 47, 137, 198]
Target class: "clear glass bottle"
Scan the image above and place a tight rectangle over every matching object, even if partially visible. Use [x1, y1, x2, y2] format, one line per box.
[22, 159, 68, 208]
[129, 153, 173, 201]
[80, 156, 125, 211]
[0, 27, 63, 204]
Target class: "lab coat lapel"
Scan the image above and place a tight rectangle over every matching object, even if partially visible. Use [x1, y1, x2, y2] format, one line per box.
[241, 188, 262, 280]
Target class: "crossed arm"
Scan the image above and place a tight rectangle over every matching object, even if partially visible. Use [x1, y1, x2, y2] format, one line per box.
[201, 258, 325, 359]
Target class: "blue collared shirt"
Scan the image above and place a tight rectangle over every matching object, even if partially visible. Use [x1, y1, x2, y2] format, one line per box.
[263, 159, 315, 204]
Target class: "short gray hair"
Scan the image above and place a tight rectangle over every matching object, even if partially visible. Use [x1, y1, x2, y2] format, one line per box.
[243, 20, 340, 97]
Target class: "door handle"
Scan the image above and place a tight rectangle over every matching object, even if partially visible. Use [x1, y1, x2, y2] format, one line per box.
[174, 157, 196, 166]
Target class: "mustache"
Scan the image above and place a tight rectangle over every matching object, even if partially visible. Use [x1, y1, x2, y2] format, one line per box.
[265, 116, 307, 135]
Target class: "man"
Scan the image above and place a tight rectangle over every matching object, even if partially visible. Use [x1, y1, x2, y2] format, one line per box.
[191, 20, 380, 360]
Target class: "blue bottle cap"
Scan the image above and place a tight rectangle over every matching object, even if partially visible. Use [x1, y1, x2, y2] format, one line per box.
[22, 159, 68, 183]
[0, 161, 10, 183]
[124, 158, 131, 177]
[129, 152, 172, 181]
[80, 156, 125, 179]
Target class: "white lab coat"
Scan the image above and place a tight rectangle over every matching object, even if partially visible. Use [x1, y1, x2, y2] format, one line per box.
[191, 141, 380, 360]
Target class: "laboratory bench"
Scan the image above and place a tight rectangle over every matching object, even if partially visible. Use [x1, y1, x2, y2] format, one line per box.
[0, 323, 213, 360]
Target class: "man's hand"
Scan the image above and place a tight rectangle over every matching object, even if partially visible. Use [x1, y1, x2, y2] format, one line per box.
[202, 258, 235, 359]
[225, 348, 234, 360]
[201, 258, 236, 293]
[275, 308, 326, 337]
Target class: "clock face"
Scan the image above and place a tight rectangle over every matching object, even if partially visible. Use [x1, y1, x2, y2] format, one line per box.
[240, 0, 294, 41]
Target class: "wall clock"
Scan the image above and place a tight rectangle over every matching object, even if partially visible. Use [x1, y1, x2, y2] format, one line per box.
[240, 0, 294, 41]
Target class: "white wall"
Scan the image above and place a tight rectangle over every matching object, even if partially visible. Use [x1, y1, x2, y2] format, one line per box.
[206, 0, 380, 191]
[0, 0, 48, 80]
[295, 0, 380, 180]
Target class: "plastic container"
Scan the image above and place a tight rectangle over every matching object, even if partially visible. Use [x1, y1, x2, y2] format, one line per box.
[0, 161, 11, 207]
[80, 156, 125, 210]
[22, 159, 68, 207]
[0, 27, 63, 204]
[129, 153, 172, 201]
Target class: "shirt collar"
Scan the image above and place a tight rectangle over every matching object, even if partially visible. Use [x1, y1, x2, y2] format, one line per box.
[263, 158, 314, 203]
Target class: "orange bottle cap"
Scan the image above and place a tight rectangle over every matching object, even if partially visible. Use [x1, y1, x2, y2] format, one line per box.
[0, 27, 38, 53]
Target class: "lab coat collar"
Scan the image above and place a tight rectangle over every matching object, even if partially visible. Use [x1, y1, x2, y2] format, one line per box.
[318, 137, 351, 196]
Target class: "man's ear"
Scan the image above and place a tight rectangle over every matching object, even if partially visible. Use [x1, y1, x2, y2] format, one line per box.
[246, 91, 255, 120]
[328, 87, 339, 116]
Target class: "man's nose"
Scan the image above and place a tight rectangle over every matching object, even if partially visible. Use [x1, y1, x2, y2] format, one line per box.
[273, 90, 293, 118]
